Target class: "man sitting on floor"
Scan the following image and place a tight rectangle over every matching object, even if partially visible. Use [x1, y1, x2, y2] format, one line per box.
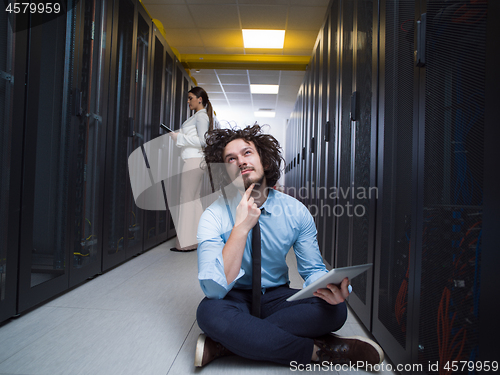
[194, 124, 384, 368]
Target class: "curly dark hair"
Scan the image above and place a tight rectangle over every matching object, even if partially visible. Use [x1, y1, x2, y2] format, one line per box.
[204, 124, 284, 190]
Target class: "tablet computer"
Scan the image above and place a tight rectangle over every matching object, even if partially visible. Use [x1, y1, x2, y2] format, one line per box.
[160, 123, 173, 133]
[286, 263, 372, 302]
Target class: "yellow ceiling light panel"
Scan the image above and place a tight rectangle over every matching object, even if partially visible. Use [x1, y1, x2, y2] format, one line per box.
[242, 30, 285, 49]
[250, 85, 279, 94]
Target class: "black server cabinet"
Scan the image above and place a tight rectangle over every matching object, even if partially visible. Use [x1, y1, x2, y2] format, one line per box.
[143, 26, 176, 250]
[68, 0, 112, 287]
[373, 0, 491, 371]
[330, 0, 378, 329]
[373, 0, 417, 365]
[481, 0, 500, 363]
[172, 61, 191, 131]
[143, 29, 165, 251]
[415, 0, 488, 370]
[316, 13, 330, 266]
[163, 51, 177, 239]
[0, 9, 22, 322]
[286, 0, 496, 370]
[17, 9, 75, 312]
[321, 1, 341, 270]
[300, 79, 308, 207]
[129, 4, 152, 252]
[102, 0, 151, 270]
[167, 62, 190, 240]
[310, 45, 321, 228]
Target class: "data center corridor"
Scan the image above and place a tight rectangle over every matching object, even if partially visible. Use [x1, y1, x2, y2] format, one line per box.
[0, 237, 396, 375]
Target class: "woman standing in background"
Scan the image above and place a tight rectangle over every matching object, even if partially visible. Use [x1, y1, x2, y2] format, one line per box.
[169, 86, 215, 251]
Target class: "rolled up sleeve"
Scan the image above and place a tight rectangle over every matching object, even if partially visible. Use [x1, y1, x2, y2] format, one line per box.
[293, 205, 328, 287]
[197, 205, 245, 299]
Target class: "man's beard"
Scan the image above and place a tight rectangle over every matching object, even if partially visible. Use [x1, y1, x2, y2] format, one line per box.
[244, 174, 265, 190]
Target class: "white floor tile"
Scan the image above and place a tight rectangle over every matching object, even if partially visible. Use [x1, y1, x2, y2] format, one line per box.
[0, 306, 80, 364]
[0, 309, 194, 375]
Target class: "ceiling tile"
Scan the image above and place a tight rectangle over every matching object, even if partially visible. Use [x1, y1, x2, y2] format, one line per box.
[205, 93, 227, 100]
[199, 29, 243, 48]
[175, 46, 207, 54]
[198, 84, 223, 92]
[219, 75, 249, 84]
[280, 70, 306, 76]
[205, 47, 245, 54]
[282, 48, 314, 56]
[253, 101, 276, 110]
[248, 70, 279, 76]
[223, 85, 250, 93]
[284, 30, 319, 50]
[287, 6, 328, 31]
[226, 93, 252, 101]
[278, 85, 302, 96]
[249, 75, 280, 85]
[189, 5, 240, 29]
[239, 5, 287, 29]
[216, 69, 248, 75]
[210, 99, 230, 106]
[145, 5, 195, 29]
[190, 73, 220, 84]
[279, 74, 305, 85]
[162, 29, 204, 47]
[252, 94, 278, 102]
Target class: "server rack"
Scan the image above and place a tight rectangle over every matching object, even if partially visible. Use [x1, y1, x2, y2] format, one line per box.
[68, 0, 112, 287]
[102, 0, 142, 270]
[17, 7, 75, 312]
[285, 0, 495, 371]
[0, 0, 192, 323]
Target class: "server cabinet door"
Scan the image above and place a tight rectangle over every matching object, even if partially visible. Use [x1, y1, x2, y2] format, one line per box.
[127, 6, 151, 254]
[322, 1, 341, 269]
[102, 0, 138, 270]
[144, 31, 167, 250]
[372, 0, 418, 366]
[415, 0, 487, 369]
[68, 0, 109, 287]
[17, 10, 74, 312]
[346, 0, 378, 329]
[334, 0, 354, 270]
[0, 9, 21, 322]
[163, 51, 176, 240]
[310, 48, 321, 225]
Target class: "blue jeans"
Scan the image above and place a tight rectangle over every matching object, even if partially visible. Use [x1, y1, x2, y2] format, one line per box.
[196, 285, 347, 366]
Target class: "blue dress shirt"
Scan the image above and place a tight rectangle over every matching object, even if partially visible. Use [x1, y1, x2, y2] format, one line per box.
[197, 189, 328, 299]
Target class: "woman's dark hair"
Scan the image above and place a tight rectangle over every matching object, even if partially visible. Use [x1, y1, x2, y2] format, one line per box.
[189, 86, 215, 131]
[203, 124, 284, 189]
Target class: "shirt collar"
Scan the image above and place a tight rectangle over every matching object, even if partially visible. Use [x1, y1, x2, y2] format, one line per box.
[260, 188, 276, 216]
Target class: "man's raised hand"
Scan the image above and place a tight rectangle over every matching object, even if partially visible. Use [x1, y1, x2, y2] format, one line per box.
[234, 183, 261, 232]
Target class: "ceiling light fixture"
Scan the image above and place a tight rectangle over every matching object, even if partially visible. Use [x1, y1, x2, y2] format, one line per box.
[250, 84, 279, 94]
[242, 29, 285, 49]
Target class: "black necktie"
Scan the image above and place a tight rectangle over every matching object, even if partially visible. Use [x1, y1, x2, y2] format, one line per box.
[251, 220, 261, 318]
